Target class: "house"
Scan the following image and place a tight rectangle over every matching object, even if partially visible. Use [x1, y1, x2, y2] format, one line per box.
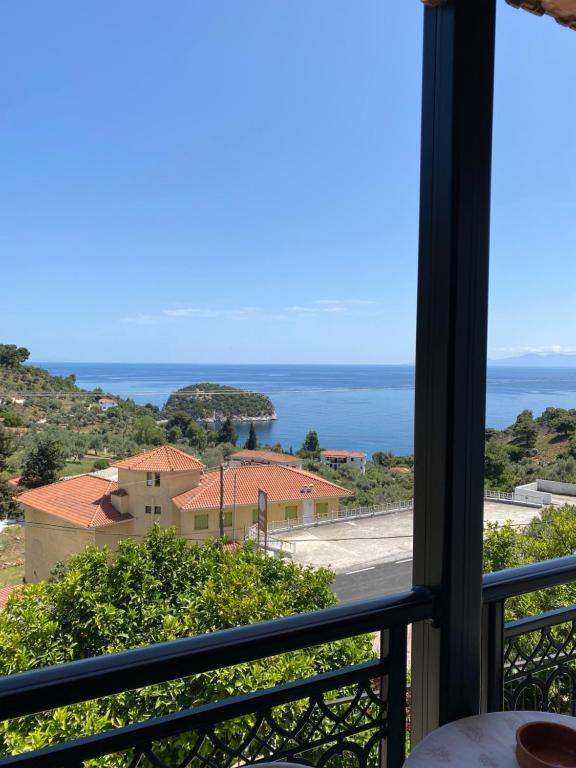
[18, 445, 352, 582]
[98, 397, 118, 411]
[320, 449, 367, 474]
[227, 448, 303, 469]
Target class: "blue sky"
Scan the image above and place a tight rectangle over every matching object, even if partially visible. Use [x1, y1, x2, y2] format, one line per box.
[1, 2, 575, 364]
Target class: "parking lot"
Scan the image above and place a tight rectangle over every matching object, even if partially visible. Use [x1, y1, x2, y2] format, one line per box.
[280, 500, 541, 574]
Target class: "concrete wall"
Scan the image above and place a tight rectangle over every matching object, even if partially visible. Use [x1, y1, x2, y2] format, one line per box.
[514, 482, 553, 505]
[536, 479, 576, 497]
[24, 506, 95, 583]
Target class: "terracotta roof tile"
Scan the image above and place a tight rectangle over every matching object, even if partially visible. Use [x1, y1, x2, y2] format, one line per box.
[0, 584, 23, 610]
[229, 449, 299, 464]
[321, 450, 367, 459]
[17, 475, 133, 528]
[173, 464, 353, 510]
[113, 446, 204, 472]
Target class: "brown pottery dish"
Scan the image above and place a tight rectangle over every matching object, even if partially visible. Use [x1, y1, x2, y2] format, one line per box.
[517, 721, 576, 768]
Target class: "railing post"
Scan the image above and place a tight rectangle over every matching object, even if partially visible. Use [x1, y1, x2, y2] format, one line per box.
[411, 0, 496, 742]
[481, 600, 505, 712]
[380, 625, 407, 768]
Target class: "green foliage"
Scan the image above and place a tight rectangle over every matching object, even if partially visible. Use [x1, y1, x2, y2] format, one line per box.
[20, 437, 66, 488]
[132, 415, 164, 446]
[164, 384, 275, 422]
[550, 411, 576, 440]
[484, 441, 516, 491]
[511, 410, 538, 451]
[0, 429, 13, 475]
[244, 423, 258, 450]
[0, 482, 18, 520]
[0, 528, 372, 762]
[483, 505, 576, 620]
[0, 345, 30, 368]
[217, 417, 237, 446]
[301, 431, 320, 454]
[186, 420, 208, 451]
[92, 459, 110, 471]
[0, 413, 24, 428]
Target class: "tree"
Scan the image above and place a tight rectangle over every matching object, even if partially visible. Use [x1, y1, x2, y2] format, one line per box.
[550, 411, 576, 440]
[0, 344, 30, 367]
[484, 440, 516, 491]
[301, 431, 320, 453]
[132, 415, 164, 446]
[217, 417, 237, 446]
[511, 410, 538, 451]
[186, 420, 208, 451]
[0, 528, 372, 761]
[0, 481, 18, 520]
[20, 437, 66, 488]
[244, 423, 258, 450]
[0, 412, 24, 428]
[0, 428, 13, 475]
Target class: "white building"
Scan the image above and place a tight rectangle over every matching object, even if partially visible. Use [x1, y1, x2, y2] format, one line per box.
[320, 450, 367, 475]
[98, 398, 118, 411]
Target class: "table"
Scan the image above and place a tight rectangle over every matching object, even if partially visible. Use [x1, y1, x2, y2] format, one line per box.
[404, 710, 576, 767]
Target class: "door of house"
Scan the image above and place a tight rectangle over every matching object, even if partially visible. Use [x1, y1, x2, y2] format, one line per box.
[303, 499, 314, 524]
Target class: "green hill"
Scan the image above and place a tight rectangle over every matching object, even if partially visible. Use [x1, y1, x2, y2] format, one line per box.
[164, 383, 276, 423]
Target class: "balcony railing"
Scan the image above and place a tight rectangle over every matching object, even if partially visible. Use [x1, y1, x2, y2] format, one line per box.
[0, 557, 575, 767]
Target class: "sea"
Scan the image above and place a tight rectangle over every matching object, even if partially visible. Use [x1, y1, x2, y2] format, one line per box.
[34, 363, 576, 457]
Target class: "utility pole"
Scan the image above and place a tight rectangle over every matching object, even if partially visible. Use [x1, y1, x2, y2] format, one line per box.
[219, 464, 225, 538]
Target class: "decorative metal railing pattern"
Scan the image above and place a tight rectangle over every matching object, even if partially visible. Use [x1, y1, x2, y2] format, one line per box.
[503, 607, 576, 713]
[0, 589, 431, 768]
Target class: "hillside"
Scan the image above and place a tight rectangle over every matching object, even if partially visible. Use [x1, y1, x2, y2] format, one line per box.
[0, 345, 161, 472]
[164, 383, 277, 423]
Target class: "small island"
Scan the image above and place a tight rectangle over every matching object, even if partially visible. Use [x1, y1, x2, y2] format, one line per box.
[163, 383, 277, 423]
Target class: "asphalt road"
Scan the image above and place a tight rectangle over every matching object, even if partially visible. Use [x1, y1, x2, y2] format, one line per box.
[332, 558, 413, 603]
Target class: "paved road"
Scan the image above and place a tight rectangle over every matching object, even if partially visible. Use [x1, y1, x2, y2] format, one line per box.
[332, 558, 413, 603]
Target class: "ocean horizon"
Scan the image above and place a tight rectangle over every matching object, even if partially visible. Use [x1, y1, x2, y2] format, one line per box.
[34, 362, 576, 457]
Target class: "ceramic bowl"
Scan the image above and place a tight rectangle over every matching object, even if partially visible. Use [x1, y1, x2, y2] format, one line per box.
[516, 721, 576, 768]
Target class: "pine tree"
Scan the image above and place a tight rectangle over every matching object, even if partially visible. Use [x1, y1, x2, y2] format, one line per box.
[20, 437, 66, 488]
[244, 423, 257, 450]
[302, 431, 320, 453]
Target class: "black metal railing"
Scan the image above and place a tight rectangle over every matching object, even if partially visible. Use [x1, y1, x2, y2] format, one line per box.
[0, 556, 575, 767]
[0, 587, 434, 768]
[482, 555, 576, 714]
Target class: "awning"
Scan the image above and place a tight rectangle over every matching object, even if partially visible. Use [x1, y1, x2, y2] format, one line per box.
[421, 0, 576, 31]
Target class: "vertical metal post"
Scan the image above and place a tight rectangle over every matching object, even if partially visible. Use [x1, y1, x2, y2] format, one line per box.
[219, 465, 225, 538]
[380, 625, 408, 768]
[411, 0, 496, 741]
[481, 600, 505, 712]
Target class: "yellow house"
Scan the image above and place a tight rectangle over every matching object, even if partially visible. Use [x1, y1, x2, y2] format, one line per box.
[18, 446, 353, 583]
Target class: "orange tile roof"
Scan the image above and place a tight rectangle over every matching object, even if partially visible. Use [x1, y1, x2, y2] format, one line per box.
[112, 446, 204, 472]
[229, 449, 300, 464]
[0, 585, 23, 610]
[321, 449, 367, 458]
[17, 475, 133, 528]
[173, 464, 353, 511]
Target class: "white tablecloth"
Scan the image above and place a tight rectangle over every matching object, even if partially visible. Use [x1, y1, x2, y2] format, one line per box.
[404, 710, 576, 767]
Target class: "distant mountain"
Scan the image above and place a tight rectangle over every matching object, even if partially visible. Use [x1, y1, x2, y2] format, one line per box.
[489, 353, 576, 367]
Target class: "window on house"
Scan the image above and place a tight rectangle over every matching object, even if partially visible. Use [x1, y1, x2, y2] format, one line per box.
[252, 508, 258, 524]
[316, 502, 329, 516]
[194, 514, 209, 530]
[224, 510, 233, 527]
[145, 505, 152, 514]
[154, 506, 161, 515]
[285, 505, 298, 521]
[154, 473, 161, 487]
[146, 472, 153, 487]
